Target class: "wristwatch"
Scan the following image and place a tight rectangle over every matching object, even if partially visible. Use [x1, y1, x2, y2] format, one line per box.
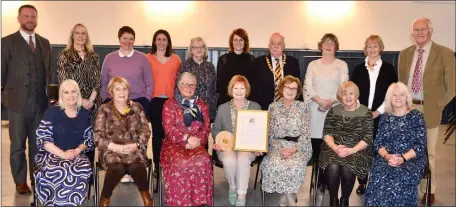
[136, 142, 140, 149]
[401, 154, 407, 163]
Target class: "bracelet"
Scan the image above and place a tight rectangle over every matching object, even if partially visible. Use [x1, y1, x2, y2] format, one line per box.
[136, 142, 140, 149]
[401, 154, 407, 162]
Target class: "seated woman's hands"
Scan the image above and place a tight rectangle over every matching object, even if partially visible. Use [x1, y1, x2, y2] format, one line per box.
[186, 136, 201, 150]
[279, 148, 297, 159]
[385, 154, 405, 167]
[108, 143, 138, 155]
[212, 143, 221, 152]
[336, 147, 356, 158]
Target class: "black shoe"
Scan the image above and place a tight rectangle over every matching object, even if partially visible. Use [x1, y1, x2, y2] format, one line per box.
[339, 197, 349, 207]
[356, 184, 366, 195]
[329, 197, 339, 207]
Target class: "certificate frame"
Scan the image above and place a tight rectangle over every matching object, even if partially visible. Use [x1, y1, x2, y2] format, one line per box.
[233, 110, 269, 152]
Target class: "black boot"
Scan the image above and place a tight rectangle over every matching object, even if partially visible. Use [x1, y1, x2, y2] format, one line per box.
[339, 197, 349, 207]
[356, 184, 366, 195]
[329, 197, 339, 207]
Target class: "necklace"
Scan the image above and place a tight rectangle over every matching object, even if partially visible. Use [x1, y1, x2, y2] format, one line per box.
[342, 103, 358, 123]
[111, 101, 131, 119]
[266, 54, 286, 72]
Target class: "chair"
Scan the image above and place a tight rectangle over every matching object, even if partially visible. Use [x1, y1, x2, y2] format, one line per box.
[260, 171, 298, 206]
[93, 158, 153, 206]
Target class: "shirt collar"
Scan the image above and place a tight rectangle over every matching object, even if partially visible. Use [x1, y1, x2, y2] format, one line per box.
[416, 41, 432, 52]
[364, 56, 382, 70]
[118, 49, 135, 57]
[19, 29, 35, 41]
[271, 54, 283, 63]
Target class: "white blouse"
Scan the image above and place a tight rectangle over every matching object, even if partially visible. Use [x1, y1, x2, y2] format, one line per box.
[303, 58, 349, 139]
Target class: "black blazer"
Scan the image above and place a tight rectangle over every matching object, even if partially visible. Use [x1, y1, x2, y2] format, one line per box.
[1, 31, 52, 112]
[248, 54, 301, 110]
[350, 60, 398, 111]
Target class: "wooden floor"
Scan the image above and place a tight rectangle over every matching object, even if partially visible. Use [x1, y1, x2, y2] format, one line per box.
[1, 121, 455, 206]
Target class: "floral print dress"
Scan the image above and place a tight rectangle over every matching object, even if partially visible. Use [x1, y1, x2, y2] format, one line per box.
[260, 100, 313, 194]
[160, 97, 213, 206]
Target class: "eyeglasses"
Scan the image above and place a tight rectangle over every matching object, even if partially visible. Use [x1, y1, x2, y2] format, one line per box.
[181, 83, 197, 89]
[191, 46, 205, 50]
[284, 86, 298, 92]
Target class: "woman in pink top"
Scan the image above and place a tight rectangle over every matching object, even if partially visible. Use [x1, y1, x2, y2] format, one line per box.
[146, 29, 181, 176]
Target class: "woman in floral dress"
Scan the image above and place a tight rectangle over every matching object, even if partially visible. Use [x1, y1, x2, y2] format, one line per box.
[160, 72, 213, 206]
[261, 75, 313, 206]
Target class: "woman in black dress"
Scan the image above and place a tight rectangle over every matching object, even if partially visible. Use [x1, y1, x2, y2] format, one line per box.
[216, 28, 255, 107]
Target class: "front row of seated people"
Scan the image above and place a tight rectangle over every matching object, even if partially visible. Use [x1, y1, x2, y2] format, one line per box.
[34, 74, 426, 207]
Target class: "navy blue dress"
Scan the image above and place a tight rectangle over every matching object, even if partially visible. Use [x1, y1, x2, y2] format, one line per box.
[365, 109, 427, 207]
[34, 106, 94, 206]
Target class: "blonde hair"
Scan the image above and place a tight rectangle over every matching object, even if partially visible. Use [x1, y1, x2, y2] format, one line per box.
[363, 35, 385, 56]
[227, 75, 251, 98]
[107, 77, 131, 99]
[66, 23, 94, 53]
[336, 81, 360, 103]
[384, 82, 413, 114]
[57, 79, 82, 110]
[187, 37, 208, 61]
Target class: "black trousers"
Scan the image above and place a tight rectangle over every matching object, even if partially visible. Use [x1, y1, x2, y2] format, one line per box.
[101, 162, 148, 198]
[149, 97, 168, 170]
[357, 117, 380, 185]
[8, 97, 44, 185]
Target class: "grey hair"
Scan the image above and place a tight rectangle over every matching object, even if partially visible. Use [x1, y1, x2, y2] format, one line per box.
[177, 72, 197, 85]
[412, 17, 433, 33]
[270, 32, 285, 42]
[57, 79, 82, 110]
[383, 82, 414, 114]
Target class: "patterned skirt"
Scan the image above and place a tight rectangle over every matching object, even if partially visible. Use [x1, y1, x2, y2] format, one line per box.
[34, 153, 92, 207]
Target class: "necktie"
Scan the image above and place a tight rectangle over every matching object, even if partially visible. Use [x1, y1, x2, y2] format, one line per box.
[411, 49, 424, 94]
[274, 58, 283, 101]
[29, 35, 35, 52]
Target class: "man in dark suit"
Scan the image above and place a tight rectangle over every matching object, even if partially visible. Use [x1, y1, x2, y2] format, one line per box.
[1, 4, 52, 195]
[249, 33, 301, 110]
[398, 17, 455, 205]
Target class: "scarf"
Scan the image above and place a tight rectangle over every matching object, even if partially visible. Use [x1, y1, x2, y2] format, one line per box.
[175, 92, 204, 127]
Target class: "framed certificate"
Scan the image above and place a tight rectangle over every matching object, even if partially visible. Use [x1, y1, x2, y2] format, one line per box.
[233, 110, 269, 152]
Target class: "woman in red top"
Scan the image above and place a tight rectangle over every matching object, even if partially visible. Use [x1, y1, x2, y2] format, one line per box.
[160, 72, 212, 206]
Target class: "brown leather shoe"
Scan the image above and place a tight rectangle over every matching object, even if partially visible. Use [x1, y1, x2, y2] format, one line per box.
[421, 193, 435, 205]
[99, 197, 110, 207]
[140, 191, 153, 206]
[16, 183, 32, 195]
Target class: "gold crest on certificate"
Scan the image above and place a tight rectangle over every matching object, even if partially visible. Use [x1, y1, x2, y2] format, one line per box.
[233, 110, 269, 152]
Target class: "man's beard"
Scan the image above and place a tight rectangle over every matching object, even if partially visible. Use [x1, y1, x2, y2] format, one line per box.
[20, 22, 37, 32]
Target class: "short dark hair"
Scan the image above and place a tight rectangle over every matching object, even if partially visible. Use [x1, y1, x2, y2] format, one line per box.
[228, 28, 250, 53]
[18, 4, 37, 15]
[317, 33, 340, 51]
[118, 26, 135, 39]
[150, 29, 173, 57]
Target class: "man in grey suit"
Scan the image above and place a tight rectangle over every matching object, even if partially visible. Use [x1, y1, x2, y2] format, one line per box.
[1, 4, 52, 195]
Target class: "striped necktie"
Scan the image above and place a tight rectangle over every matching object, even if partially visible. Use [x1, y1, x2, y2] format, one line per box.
[274, 58, 283, 101]
[411, 49, 424, 94]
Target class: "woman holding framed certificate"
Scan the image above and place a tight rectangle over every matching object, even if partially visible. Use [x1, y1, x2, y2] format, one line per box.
[261, 76, 313, 206]
[211, 75, 262, 206]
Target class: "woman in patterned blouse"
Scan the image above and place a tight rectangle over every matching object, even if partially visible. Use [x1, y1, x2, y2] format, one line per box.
[365, 82, 427, 207]
[94, 77, 152, 207]
[261, 75, 313, 206]
[57, 23, 101, 125]
[177, 37, 217, 122]
[211, 75, 262, 206]
[318, 81, 373, 207]
[161, 72, 212, 206]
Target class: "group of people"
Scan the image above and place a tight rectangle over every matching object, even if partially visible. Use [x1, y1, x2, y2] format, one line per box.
[2, 3, 455, 207]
